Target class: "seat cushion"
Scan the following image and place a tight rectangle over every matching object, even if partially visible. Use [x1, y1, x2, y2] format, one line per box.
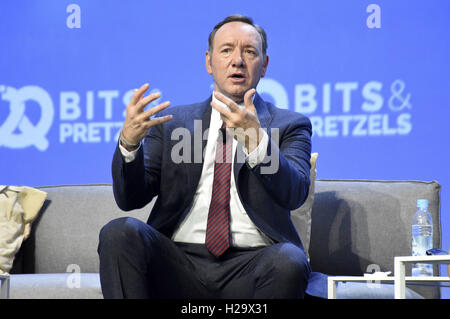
[10, 273, 102, 299]
[337, 282, 424, 299]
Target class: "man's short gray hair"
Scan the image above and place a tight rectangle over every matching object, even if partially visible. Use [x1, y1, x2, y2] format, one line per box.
[208, 14, 268, 57]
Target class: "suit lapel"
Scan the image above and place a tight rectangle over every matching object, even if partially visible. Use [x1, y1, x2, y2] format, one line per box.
[186, 97, 212, 194]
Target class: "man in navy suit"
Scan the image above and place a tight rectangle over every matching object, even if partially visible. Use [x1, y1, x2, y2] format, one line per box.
[98, 14, 321, 299]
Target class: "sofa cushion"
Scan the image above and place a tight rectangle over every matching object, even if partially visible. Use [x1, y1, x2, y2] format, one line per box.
[9, 273, 102, 299]
[291, 152, 318, 258]
[336, 282, 424, 299]
[309, 179, 441, 299]
[25, 185, 152, 274]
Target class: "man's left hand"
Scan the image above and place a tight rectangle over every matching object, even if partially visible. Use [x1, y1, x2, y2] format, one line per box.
[211, 89, 262, 153]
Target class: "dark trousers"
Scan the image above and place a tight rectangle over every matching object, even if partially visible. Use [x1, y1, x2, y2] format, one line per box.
[97, 217, 311, 299]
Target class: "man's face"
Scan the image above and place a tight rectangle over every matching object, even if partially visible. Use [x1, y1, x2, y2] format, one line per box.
[206, 21, 269, 104]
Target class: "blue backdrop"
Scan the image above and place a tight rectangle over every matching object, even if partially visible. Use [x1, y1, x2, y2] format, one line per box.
[1, 0, 449, 297]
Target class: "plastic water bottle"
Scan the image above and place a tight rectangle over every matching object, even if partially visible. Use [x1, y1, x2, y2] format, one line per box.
[411, 199, 433, 276]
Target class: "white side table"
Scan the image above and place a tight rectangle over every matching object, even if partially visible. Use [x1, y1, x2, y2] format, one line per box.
[0, 274, 10, 299]
[328, 255, 450, 299]
[394, 255, 450, 299]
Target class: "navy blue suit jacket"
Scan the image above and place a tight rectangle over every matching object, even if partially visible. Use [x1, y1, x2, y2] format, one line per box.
[111, 93, 327, 298]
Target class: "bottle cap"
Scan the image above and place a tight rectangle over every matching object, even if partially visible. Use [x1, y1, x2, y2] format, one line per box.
[417, 199, 428, 209]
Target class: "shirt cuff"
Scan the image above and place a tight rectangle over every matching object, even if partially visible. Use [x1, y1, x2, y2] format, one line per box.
[119, 143, 140, 163]
[244, 129, 269, 168]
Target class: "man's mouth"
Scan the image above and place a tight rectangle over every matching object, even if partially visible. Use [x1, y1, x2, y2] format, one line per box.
[229, 73, 246, 82]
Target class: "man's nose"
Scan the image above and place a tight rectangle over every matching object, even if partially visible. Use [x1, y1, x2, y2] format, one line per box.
[231, 51, 245, 67]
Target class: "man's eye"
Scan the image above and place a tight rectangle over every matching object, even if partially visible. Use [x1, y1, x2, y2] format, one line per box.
[245, 49, 256, 55]
[222, 48, 231, 53]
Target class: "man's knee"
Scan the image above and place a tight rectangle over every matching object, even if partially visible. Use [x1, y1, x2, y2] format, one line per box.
[98, 217, 152, 252]
[253, 243, 310, 298]
[267, 243, 310, 281]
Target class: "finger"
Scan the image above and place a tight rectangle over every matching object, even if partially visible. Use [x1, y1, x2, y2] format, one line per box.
[136, 89, 144, 101]
[138, 91, 162, 111]
[211, 100, 232, 120]
[244, 88, 256, 111]
[141, 101, 171, 119]
[214, 92, 239, 112]
[149, 114, 173, 126]
[130, 83, 149, 105]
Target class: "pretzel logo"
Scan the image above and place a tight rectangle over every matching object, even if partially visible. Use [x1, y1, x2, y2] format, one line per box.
[0, 85, 54, 151]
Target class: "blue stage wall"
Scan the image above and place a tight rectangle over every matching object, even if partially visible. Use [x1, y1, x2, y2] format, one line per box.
[1, 0, 449, 296]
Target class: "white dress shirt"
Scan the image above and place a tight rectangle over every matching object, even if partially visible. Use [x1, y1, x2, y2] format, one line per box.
[119, 93, 273, 247]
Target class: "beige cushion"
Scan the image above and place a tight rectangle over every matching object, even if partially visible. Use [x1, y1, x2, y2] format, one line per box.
[0, 186, 47, 274]
[291, 152, 318, 259]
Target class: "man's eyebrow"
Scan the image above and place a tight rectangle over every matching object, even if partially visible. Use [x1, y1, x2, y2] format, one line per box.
[218, 42, 235, 48]
[219, 42, 258, 49]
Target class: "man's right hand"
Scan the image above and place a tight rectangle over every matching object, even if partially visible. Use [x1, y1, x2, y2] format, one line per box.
[121, 83, 172, 150]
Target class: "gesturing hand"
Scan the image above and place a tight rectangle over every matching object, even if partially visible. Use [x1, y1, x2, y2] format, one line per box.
[211, 89, 262, 153]
[121, 83, 172, 150]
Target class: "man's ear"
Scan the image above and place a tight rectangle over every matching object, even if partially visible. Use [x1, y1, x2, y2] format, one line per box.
[205, 50, 213, 75]
[261, 55, 269, 78]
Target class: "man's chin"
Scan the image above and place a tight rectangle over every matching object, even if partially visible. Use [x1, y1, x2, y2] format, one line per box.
[217, 85, 252, 103]
[228, 93, 245, 104]
[226, 89, 248, 104]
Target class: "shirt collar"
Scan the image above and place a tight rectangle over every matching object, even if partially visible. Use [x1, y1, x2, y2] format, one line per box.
[211, 91, 246, 111]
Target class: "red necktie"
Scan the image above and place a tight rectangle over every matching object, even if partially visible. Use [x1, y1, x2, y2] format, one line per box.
[205, 122, 232, 257]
